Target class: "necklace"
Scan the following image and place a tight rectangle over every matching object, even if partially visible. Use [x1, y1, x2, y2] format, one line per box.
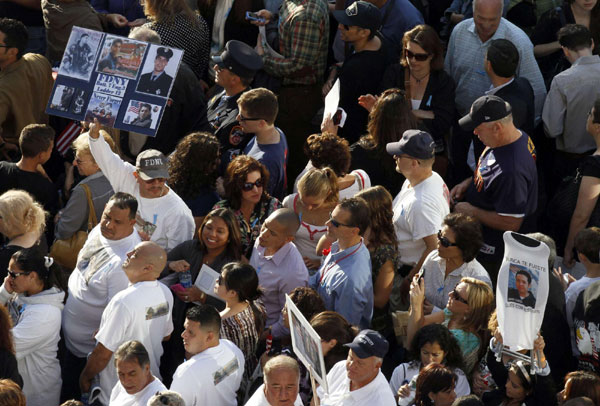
[410, 70, 430, 84]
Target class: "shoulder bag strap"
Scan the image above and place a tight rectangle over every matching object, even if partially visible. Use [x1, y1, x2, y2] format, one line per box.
[80, 184, 97, 231]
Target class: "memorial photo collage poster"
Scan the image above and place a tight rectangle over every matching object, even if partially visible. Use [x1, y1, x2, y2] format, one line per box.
[47, 26, 184, 137]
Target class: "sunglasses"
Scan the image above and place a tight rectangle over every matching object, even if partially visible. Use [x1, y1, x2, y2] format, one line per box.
[7, 270, 30, 279]
[238, 114, 263, 122]
[242, 178, 263, 191]
[451, 288, 468, 305]
[217, 275, 223, 285]
[328, 213, 354, 228]
[437, 230, 458, 248]
[405, 49, 430, 61]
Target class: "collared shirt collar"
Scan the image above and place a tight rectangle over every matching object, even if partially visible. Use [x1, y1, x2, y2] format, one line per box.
[573, 54, 600, 67]
[330, 238, 364, 260]
[341, 370, 387, 403]
[256, 242, 293, 266]
[466, 18, 508, 45]
[486, 77, 514, 95]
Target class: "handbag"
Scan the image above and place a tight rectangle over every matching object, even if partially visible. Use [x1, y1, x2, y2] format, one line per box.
[50, 184, 97, 270]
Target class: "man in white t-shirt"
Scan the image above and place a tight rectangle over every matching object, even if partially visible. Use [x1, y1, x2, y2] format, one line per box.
[316, 329, 395, 406]
[170, 304, 244, 406]
[79, 241, 174, 405]
[109, 340, 167, 406]
[245, 355, 303, 406]
[62, 192, 142, 400]
[386, 130, 450, 308]
[565, 227, 600, 356]
[87, 120, 194, 251]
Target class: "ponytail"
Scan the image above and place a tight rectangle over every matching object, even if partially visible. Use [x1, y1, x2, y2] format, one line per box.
[298, 167, 340, 204]
[220, 262, 265, 333]
[12, 248, 68, 302]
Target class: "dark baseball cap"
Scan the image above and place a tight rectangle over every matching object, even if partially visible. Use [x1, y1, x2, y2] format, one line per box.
[344, 329, 389, 359]
[136, 149, 169, 180]
[212, 40, 264, 79]
[333, 1, 382, 34]
[386, 129, 435, 159]
[156, 47, 174, 60]
[459, 95, 512, 130]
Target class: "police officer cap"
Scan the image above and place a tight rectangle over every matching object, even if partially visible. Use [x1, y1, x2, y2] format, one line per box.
[156, 47, 174, 60]
[212, 40, 263, 79]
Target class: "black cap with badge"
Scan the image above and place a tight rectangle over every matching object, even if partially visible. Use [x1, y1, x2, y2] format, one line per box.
[212, 40, 264, 80]
[386, 129, 435, 160]
[344, 329, 389, 359]
[333, 1, 382, 34]
[156, 47, 174, 60]
[458, 95, 512, 130]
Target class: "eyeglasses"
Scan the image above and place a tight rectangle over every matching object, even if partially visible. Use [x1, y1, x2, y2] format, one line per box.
[216, 275, 223, 285]
[238, 114, 263, 122]
[7, 270, 30, 279]
[328, 213, 354, 228]
[437, 230, 457, 248]
[451, 288, 468, 304]
[242, 178, 263, 191]
[405, 49, 430, 61]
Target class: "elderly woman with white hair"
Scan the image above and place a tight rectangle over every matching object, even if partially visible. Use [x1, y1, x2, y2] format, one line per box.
[0, 190, 47, 281]
[54, 130, 116, 241]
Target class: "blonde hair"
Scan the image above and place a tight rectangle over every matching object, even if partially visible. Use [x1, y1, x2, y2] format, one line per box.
[72, 130, 116, 164]
[297, 167, 339, 204]
[460, 277, 494, 333]
[0, 190, 47, 239]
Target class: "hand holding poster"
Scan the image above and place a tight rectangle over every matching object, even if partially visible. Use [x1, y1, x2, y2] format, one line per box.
[47, 26, 183, 138]
[496, 232, 550, 351]
[286, 295, 328, 393]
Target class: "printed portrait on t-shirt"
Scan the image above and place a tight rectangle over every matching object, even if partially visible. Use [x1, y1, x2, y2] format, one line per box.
[506, 264, 538, 309]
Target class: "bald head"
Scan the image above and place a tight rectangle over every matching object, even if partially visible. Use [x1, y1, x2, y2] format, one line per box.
[123, 241, 167, 282]
[269, 208, 300, 237]
[473, 0, 503, 42]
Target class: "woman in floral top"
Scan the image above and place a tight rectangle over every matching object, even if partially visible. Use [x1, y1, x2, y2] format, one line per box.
[213, 156, 280, 258]
[355, 186, 400, 335]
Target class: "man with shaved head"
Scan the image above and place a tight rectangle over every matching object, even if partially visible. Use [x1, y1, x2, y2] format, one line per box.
[79, 241, 174, 405]
[250, 208, 308, 338]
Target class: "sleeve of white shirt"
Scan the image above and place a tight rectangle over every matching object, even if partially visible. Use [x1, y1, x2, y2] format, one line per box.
[163, 205, 195, 252]
[95, 297, 131, 351]
[88, 135, 138, 194]
[171, 366, 203, 406]
[389, 363, 407, 394]
[13, 304, 61, 359]
[542, 78, 566, 138]
[408, 199, 445, 241]
[455, 369, 471, 397]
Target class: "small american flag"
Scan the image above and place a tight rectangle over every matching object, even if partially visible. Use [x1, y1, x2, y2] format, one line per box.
[128, 104, 139, 114]
[56, 121, 82, 156]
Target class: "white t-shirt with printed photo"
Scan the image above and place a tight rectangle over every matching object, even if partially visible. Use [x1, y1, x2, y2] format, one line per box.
[96, 281, 174, 405]
[63, 225, 141, 357]
[170, 339, 245, 406]
[89, 135, 195, 252]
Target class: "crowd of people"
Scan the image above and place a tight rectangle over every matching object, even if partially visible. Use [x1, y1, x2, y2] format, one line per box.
[1, 0, 600, 403]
